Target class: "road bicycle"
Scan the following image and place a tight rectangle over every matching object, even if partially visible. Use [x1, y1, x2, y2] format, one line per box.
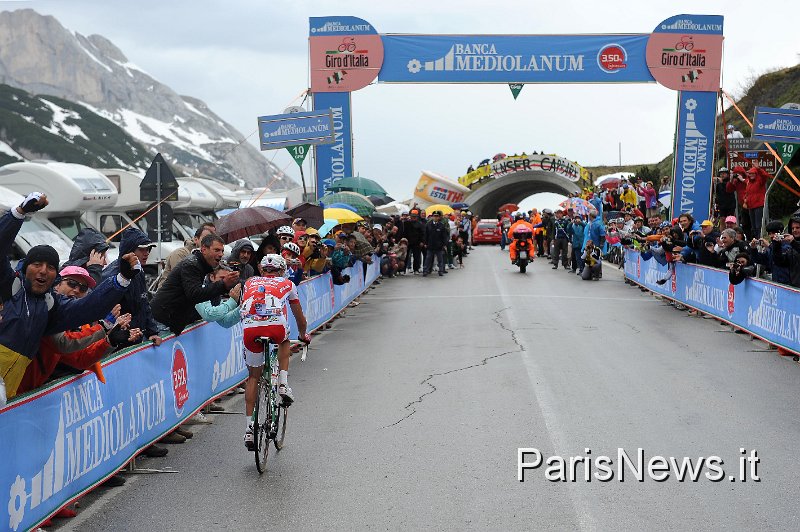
[252, 337, 307, 474]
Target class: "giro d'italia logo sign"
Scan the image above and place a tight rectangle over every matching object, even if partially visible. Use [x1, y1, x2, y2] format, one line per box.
[597, 43, 627, 73]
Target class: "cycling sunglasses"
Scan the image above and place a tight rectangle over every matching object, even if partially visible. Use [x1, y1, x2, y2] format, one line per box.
[64, 278, 89, 294]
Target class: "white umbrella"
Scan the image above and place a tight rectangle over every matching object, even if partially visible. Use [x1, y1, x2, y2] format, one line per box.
[594, 172, 635, 187]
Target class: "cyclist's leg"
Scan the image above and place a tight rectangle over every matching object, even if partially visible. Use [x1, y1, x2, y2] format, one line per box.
[278, 339, 290, 372]
[244, 365, 262, 418]
[242, 321, 268, 418]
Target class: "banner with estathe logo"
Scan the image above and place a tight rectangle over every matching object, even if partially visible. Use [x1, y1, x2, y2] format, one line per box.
[309, 16, 384, 92]
[413, 171, 470, 206]
[313, 91, 353, 199]
[646, 14, 724, 92]
[625, 249, 800, 354]
[671, 90, 717, 221]
[0, 257, 380, 531]
[257, 110, 335, 150]
[378, 34, 654, 84]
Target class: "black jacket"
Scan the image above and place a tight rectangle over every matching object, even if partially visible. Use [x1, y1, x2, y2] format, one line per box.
[424, 220, 449, 250]
[63, 228, 109, 286]
[773, 239, 800, 288]
[101, 228, 160, 340]
[401, 219, 425, 247]
[150, 249, 229, 335]
[715, 178, 737, 213]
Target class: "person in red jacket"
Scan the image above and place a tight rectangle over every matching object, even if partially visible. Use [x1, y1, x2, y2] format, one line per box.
[741, 160, 770, 237]
[727, 166, 750, 234]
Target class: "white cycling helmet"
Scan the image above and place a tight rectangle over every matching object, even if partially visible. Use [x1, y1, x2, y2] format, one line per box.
[282, 242, 300, 256]
[276, 225, 295, 238]
[259, 254, 286, 272]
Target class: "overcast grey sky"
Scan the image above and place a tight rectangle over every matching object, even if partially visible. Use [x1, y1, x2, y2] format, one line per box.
[17, 0, 800, 205]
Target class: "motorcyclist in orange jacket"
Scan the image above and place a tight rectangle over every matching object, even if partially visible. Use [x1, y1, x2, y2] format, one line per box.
[508, 215, 535, 264]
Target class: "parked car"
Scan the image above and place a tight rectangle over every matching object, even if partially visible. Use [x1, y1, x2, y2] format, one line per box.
[473, 218, 501, 245]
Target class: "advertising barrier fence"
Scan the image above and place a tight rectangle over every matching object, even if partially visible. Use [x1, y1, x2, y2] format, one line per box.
[1, 258, 380, 532]
[624, 249, 800, 355]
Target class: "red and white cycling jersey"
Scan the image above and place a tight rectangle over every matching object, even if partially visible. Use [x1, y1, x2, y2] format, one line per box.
[240, 276, 299, 323]
[240, 276, 300, 360]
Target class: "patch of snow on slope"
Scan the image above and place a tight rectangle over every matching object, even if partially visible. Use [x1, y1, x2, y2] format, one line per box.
[39, 99, 90, 140]
[0, 141, 23, 160]
[183, 100, 208, 119]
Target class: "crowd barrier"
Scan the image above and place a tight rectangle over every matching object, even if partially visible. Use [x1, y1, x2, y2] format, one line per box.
[624, 249, 800, 356]
[0, 258, 381, 531]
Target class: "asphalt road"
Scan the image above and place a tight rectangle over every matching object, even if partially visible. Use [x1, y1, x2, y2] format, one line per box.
[63, 247, 800, 531]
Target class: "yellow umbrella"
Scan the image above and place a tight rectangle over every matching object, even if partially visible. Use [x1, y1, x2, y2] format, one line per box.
[323, 207, 364, 224]
[425, 204, 455, 216]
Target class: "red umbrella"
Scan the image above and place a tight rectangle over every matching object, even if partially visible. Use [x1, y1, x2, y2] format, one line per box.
[498, 203, 519, 213]
[215, 207, 291, 243]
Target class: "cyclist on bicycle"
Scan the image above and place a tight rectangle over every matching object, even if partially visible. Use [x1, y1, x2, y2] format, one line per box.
[240, 254, 310, 450]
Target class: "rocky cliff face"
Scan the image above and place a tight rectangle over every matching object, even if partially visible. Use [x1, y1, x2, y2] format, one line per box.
[0, 9, 295, 190]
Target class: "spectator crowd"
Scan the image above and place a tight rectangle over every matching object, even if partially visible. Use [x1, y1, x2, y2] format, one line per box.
[515, 163, 800, 292]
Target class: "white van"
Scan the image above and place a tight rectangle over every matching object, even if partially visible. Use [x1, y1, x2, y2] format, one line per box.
[95, 168, 185, 265]
[0, 185, 74, 266]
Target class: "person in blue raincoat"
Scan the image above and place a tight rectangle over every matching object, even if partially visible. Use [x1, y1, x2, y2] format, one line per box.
[567, 215, 586, 274]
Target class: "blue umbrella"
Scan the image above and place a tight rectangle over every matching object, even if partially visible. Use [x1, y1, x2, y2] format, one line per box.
[328, 202, 358, 213]
[451, 202, 470, 210]
[318, 218, 340, 238]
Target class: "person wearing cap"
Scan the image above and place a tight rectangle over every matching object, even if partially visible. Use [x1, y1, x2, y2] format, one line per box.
[423, 210, 449, 276]
[151, 233, 240, 336]
[551, 210, 571, 270]
[227, 238, 256, 281]
[101, 228, 163, 348]
[292, 217, 308, 233]
[724, 215, 737, 230]
[61, 227, 112, 286]
[1, 192, 141, 406]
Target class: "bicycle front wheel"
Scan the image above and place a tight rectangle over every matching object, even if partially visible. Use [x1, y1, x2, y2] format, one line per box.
[274, 406, 288, 451]
[254, 375, 271, 474]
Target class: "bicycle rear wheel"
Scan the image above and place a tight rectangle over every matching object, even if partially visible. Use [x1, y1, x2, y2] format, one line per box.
[254, 375, 271, 474]
[274, 406, 288, 450]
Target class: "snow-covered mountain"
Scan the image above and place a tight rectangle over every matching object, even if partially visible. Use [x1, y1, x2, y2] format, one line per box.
[0, 8, 295, 189]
